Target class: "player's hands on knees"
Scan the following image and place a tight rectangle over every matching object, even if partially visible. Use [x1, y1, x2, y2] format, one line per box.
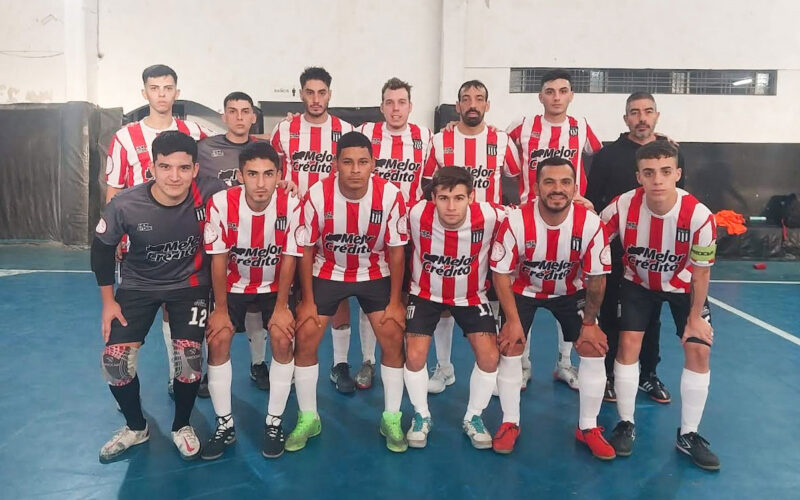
[575, 323, 609, 356]
[101, 300, 127, 342]
[380, 300, 406, 330]
[268, 305, 296, 340]
[278, 179, 299, 197]
[682, 316, 713, 346]
[206, 309, 234, 343]
[573, 194, 595, 213]
[497, 319, 525, 355]
[295, 300, 322, 330]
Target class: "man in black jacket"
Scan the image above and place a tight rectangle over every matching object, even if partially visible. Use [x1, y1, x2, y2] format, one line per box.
[585, 92, 685, 404]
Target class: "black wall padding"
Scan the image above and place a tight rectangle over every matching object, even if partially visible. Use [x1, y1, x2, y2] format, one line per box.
[259, 102, 384, 128]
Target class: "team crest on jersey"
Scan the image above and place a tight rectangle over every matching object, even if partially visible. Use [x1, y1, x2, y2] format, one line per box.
[195, 207, 207, 222]
[676, 228, 690, 242]
[413, 139, 424, 150]
[275, 216, 287, 231]
[211, 149, 224, 158]
[135, 145, 148, 154]
[626, 221, 637, 230]
[228, 222, 238, 231]
[370, 209, 383, 225]
[569, 126, 579, 137]
[571, 236, 582, 252]
[290, 133, 300, 139]
[421, 230, 431, 239]
[372, 137, 382, 145]
[525, 240, 537, 249]
[137, 223, 152, 232]
[331, 130, 342, 142]
[471, 229, 484, 243]
[531, 131, 540, 139]
[325, 211, 334, 220]
[444, 147, 454, 154]
[486, 144, 497, 156]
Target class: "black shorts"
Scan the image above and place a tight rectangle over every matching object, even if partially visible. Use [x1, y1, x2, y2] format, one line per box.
[227, 292, 296, 332]
[619, 280, 712, 338]
[312, 277, 391, 316]
[406, 295, 497, 336]
[107, 286, 210, 346]
[500, 290, 586, 342]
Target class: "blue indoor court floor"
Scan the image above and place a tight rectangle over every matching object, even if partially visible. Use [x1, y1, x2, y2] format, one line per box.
[0, 242, 798, 499]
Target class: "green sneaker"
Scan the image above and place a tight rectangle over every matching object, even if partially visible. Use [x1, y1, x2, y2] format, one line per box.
[285, 411, 321, 452]
[379, 411, 408, 453]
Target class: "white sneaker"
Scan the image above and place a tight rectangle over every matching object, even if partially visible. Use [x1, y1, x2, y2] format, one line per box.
[406, 412, 433, 448]
[553, 364, 579, 390]
[462, 415, 492, 449]
[99, 424, 149, 461]
[172, 425, 201, 460]
[427, 363, 455, 394]
[522, 364, 532, 391]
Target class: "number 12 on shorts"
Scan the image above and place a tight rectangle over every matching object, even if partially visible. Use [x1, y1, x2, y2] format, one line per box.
[189, 306, 207, 327]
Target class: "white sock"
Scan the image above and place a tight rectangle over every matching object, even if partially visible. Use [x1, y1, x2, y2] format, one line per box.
[497, 355, 522, 424]
[614, 360, 639, 424]
[557, 323, 573, 368]
[267, 358, 295, 420]
[680, 368, 710, 435]
[358, 310, 376, 364]
[403, 364, 430, 417]
[163, 320, 174, 379]
[522, 334, 532, 370]
[433, 316, 455, 368]
[207, 360, 233, 426]
[464, 364, 497, 421]
[381, 364, 404, 413]
[578, 356, 606, 430]
[294, 364, 319, 415]
[331, 326, 350, 365]
[245, 311, 267, 365]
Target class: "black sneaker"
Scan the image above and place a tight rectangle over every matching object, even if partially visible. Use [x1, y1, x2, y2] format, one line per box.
[197, 373, 210, 398]
[676, 428, 720, 471]
[201, 416, 236, 460]
[329, 363, 356, 394]
[262, 419, 285, 458]
[603, 378, 617, 402]
[608, 421, 636, 456]
[250, 362, 270, 391]
[639, 373, 671, 403]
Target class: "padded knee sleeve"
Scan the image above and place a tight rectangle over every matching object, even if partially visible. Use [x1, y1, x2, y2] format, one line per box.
[102, 345, 139, 386]
[173, 339, 203, 383]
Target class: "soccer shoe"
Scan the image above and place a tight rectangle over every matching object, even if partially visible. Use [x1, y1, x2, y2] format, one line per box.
[553, 364, 579, 390]
[355, 360, 375, 390]
[639, 373, 671, 404]
[172, 425, 202, 460]
[608, 421, 636, 457]
[201, 416, 236, 460]
[406, 412, 433, 448]
[603, 378, 617, 402]
[462, 415, 493, 450]
[250, 362, 270, 391]
[575, 427, 616, 460]
[379, 411, 408, 453]
[285, 411, 322, 452]
[521, 364, 532, 391]
[676, 428, 721, 471]
[492, 422, 521, 454]
[99, 424, 150, 462]
[262, 421, 285, 458]
[427, 363, 456, 394]
[197, 373, 210, 398]
[330, 363, 356, 394]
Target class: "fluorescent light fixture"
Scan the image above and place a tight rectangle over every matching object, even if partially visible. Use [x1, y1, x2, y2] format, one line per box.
[732, 78, 753, 86]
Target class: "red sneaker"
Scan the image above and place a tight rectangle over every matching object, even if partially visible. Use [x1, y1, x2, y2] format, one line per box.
[492, 422, 521, 454]
[575, 426, 616, 460]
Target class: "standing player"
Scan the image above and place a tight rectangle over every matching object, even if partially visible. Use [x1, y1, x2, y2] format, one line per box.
[403, 167, 505, 450]
[201, 142, 303, 460]
[491, 157, 614, 458]
[353, 77, 433, 390]
[601, 141, 719, 471]
[270, 67, 358, 394]
[507, 69, 603, 391]
[106, 64, 214, 397]
[287, 132, 408, 453]
[93, 132, 225, 461]
[417, 80, 520, 394]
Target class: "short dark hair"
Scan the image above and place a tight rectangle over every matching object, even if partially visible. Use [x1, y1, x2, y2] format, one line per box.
[625, 91, 656, 111]
[458, 80, 489, 101]
[300, 67, 332, 88]
[223, 91, 254, 109]
[151, 130, 197, 163]
[382, 77, 412, 101]
[142, 64, 177, 85]
[537, 157, 576, 181]
[336, 131, 372, 158]
[239, 142, 281, 171]
[635, 141, 679, 169]
[540, 69, 572, 88]
[425, 166, 474, 200]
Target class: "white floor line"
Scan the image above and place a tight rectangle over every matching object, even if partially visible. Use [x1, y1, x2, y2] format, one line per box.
[0, 269, 92, 275]
[708, 296, 800, 347]
[711, 280, 800, 285]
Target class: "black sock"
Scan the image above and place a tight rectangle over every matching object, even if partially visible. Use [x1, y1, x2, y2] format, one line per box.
[172, 379, 199, 431]
[110, 375, 147, 431]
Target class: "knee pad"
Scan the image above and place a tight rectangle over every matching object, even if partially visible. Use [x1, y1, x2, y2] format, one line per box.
[102, 345, 139, 386]
[172, 339, 202, 383]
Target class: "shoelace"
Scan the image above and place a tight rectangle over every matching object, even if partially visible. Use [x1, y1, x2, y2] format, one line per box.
[470, 417, 486, 434]
[212, 416, 232, 439]
[266, 425, 281, 439]
[684, 432, 710, 447]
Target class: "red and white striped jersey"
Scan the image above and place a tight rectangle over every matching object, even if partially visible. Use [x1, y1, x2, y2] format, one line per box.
[491, 201, 610, 299]
[408, 200, 505, 306]
[303, 174, 407, 282]
[601, 187, 717, 293]
[420, 127, 520, 205]
[106, 118, 212, 189]
[507, 115, 602, 202]
[204, 187, 303, 294]
[359, 121, 432, 204]
[270, 114, 354, 197]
